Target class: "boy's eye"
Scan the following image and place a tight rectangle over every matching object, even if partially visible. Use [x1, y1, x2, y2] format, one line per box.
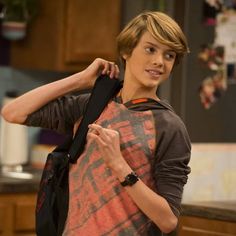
[145, 47, 156, 53]
[165, 52, 176, 60]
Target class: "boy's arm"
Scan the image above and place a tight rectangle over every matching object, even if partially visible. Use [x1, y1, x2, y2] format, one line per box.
[1, 58, 119, 124]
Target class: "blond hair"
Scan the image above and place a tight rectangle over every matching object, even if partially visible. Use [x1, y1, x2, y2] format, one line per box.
[117, 11, 189, 66]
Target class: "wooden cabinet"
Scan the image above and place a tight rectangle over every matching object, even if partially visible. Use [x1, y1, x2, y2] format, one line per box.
[0, 193, 37, 236]
[10, 0, 121, 72]
[177, 216, 236, 236]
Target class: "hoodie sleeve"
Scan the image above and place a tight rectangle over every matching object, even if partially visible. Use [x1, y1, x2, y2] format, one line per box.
[153, 110, 191, 217]
[24, 94, 90, 134]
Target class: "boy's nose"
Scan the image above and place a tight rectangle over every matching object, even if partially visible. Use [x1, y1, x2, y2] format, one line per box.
[152, 54, 164, 67]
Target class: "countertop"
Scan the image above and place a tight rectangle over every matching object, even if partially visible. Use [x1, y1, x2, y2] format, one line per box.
[1, 168, 236, 224]
[0, 166, 42, 193]
[181, 201, 236, 222]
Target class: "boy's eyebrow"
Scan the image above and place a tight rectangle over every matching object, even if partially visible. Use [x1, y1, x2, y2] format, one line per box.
[145, 41, 158, 47]
[145, 41, 176, 52]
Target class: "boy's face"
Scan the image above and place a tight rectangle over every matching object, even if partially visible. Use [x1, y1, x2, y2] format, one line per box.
[123, 31, 176, 91]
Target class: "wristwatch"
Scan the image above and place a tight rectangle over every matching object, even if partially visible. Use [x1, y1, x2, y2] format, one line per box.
[120, 172, 139, 187]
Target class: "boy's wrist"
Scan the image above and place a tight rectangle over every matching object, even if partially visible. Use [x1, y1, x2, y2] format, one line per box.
[111, 160, 133, 182]
[120, 172, 139, 187]
[71, 72, 91, 90]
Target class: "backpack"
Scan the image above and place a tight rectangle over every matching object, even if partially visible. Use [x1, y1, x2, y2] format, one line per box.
[35, 75, 122, 236]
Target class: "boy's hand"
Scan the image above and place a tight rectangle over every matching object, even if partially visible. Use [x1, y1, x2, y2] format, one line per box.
[80, 58, 120, 89]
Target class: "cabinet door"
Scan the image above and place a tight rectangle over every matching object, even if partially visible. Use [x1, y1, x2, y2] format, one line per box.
[0, 203, 14, 236]
[178, 216, 236, 236]
[64, 0, 121, 64]
[11, 0, 66, 71]
[11, 0, 121, 71]
[15, 201, 36, 232]
[0, 193, 36, 236]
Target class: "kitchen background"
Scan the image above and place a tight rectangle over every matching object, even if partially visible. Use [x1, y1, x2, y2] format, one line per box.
[0, 0, 235, 217]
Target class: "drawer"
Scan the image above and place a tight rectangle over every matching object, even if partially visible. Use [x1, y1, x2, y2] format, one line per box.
[178, 216, 236, 236]
[0, 202, 14, 236]
[0, 204, 5, 231]
[15, 202, 36, 231]
[0, 193, 37, 235]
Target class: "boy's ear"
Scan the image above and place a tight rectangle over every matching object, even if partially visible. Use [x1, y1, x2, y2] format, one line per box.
[122, 54, 128, 60]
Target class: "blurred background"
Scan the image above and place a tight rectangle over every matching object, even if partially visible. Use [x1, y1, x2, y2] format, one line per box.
[0, 0, 235, 235]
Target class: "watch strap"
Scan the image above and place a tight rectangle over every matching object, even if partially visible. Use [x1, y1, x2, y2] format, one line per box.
[120, 172, 139, 187]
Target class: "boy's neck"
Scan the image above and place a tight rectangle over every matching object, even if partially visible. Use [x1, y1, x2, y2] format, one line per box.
[121, 81, 160, 104]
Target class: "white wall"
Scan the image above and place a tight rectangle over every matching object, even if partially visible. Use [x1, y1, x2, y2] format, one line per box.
[182, 143, 236, 202]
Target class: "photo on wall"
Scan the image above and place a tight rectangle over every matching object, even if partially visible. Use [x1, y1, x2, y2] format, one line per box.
[198, 44, 227, 109]
[215, 9, 236, 83]
[227, 63, 236, 83]
[203, 0, 223, 26]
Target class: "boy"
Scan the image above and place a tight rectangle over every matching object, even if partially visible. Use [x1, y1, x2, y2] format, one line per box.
[2, 11, 191, 235]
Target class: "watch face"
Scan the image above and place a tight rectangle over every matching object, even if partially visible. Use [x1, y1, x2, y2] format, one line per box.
[127, 173, 138, 184]
[121, 172, 139, 186]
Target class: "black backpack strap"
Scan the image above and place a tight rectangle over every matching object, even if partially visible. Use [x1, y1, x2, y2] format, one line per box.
[68, 74, 122, 164]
